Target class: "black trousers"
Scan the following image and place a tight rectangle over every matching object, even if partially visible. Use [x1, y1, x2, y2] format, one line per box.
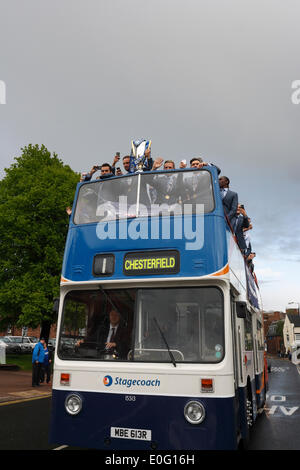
[32, 362, 42, 386]
[40, 364, 51, 383]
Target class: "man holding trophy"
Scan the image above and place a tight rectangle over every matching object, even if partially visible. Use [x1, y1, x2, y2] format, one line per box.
[129, 139, 153, 173]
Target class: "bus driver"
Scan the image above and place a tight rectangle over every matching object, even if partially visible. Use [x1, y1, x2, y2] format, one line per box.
[77, 309, 130, 360]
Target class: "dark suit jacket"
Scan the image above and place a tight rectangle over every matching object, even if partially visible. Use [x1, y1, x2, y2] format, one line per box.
[181, 172, 214, 212]
[150, 173, 181, 205]
[222, 189, 238, 224]
[234, 214, 250, 251]
[118, 174, 151, 207]
[81, 321, 130, 359]
[98, 323, 130, 358]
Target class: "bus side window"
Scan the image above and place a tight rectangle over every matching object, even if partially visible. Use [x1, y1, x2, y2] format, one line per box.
[244, 314, 253, 351]
[74, 187, 98, 224]
[203, 306, 224, 360]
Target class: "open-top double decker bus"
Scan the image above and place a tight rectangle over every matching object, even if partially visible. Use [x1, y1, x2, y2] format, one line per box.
[50, 165, 268, 450]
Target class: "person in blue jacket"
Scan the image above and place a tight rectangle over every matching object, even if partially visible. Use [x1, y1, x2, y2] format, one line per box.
[32, 338, 45, 387]
[40, 342, 52, 384]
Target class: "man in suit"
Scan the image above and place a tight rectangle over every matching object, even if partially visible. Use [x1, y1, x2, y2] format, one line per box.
[99, 309, 130, 359]
[150, 158, 181, 208]
[219, 176, 238, 227]
[190, 157, 221, 175]
[82, 162, 114, 181]
[177, 161, 216, 213]
[78, 309, 130, 359]
[246, 252, 256, 273]
[233, 204, 250, 254]
[93, 164, 121, 219]
[243, 217, 253, 257]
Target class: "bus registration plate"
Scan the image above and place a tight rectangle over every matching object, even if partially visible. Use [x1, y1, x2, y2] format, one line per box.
[111, 426, 152, 441]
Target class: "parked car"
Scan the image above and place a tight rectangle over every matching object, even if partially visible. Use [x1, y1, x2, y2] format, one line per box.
[0, 336, 22, 354]
[28, 336, 38, 344]
[48, 338, 56, 352]
[5, 336, 35, 353]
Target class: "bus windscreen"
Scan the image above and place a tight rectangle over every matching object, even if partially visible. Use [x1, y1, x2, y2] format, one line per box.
[58, 287, 224, 364]
[73, 170, 215, 224]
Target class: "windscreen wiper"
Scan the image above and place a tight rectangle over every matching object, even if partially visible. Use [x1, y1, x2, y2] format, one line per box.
[153, 317, 176, 367]
[98, 286, 126, 324]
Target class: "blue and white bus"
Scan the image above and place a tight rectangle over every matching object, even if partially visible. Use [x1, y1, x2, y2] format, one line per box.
[50, 165, 268, 450]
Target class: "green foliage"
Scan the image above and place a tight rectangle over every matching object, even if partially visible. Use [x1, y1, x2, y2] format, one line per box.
[0, 144, 79, 329]
[6, 353, 33, 371]
[63, 300, 87, 335]
[276, 320, 284, 337]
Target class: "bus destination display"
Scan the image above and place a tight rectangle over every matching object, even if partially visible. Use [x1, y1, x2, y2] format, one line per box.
[123, 250, 179, 276]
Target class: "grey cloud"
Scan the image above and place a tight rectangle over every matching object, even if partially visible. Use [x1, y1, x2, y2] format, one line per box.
[1, 0, 300, 309]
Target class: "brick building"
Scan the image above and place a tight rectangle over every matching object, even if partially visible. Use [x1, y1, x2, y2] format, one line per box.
[263, 311, 286, 355]
[0, 324, 57, 340]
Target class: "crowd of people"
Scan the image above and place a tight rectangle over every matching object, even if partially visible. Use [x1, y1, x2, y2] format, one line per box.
[219, 175, 256, 277]
[80, 152, 220, 182]
[78, 151, 257, 280]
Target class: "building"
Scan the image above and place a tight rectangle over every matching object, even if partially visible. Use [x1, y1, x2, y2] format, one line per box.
[263, 311, 285, 354]
[263, 311, 285, 335]
[283, 313, 300, 354]
[266, 320, 285, 355]
[0, 324, 57, 340]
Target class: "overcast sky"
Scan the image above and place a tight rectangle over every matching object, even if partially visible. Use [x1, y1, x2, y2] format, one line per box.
[0, 0, 299, 311]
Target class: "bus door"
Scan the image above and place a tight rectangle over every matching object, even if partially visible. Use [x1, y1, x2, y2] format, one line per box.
[234, 301, 256, 438]
[244, 311, 255, 381]
[231, 296, 244, 440]
[233, 300, 246, 386]
[253, 324, 260, 377]
[254, 319, 266, 408]
[230, 295, 240, 389]
[244, 310, 258, 422]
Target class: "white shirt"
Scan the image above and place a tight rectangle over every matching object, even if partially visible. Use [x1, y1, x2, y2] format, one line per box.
[220, 187, 228, 199]
[244, 230, 251, 247]
[106, 324, 119, 344]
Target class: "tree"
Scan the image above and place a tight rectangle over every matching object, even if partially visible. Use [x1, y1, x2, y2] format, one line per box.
[276, 320, 284, 337]
[0, 144, 79, 339]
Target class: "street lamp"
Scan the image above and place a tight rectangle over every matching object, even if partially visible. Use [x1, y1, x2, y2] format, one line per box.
[288, 301, 300, 315]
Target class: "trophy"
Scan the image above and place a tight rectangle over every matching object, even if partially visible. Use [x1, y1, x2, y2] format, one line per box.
[129, 139, 152, 173]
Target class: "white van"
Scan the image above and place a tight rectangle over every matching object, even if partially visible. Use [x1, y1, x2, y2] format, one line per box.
[5, 336, 36, 353]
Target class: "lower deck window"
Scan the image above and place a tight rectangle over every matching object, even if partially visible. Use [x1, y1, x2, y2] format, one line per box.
[58, 287, 224, 364]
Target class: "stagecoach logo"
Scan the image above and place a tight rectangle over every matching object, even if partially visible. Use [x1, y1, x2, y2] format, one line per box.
[103, 375, 113, 386]
[102, 375, 161, 389]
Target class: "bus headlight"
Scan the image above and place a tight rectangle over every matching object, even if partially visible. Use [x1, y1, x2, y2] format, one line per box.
[184, 401, 205, 424]
[65, 393, 83, 416]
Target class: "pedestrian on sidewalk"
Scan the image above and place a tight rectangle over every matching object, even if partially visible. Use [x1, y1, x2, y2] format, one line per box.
[40, 341, 52, 384]
[32, 338, 45, 387]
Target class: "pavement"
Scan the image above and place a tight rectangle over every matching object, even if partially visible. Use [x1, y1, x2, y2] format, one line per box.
[0, 365, 52, 404]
